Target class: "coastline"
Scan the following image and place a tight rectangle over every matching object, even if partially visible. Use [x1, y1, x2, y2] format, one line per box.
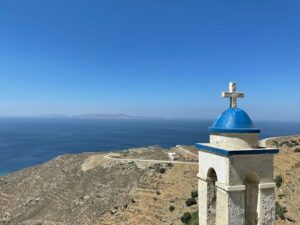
[0, 135, 299, 224]
[0, 171, 8, 176]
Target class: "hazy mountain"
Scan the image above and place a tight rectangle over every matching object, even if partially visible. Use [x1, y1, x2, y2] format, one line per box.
[39, 113, 158, 120]
[75, 113, 153, 120]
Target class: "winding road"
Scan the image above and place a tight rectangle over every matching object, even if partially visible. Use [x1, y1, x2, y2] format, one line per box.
[104, 148, 198, 165]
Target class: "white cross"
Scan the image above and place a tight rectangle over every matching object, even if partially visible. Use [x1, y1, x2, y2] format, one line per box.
[222, 82, 244, 108]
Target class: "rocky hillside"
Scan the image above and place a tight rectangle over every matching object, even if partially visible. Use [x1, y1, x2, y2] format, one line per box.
[264, 136, 300, 225]
[0, 146, 198, 225]
[0, 136, 299, 225]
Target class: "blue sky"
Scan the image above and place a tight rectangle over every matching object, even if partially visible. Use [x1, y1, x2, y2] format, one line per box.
[0, 0, 299, 120]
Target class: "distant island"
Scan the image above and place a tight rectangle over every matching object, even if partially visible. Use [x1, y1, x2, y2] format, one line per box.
[38, 113, 159, 120]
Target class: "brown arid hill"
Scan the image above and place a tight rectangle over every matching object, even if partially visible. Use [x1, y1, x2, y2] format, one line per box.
[263, 135, 300, 225]
[0, 146, 198, 225]
[0, 136, 299, 225]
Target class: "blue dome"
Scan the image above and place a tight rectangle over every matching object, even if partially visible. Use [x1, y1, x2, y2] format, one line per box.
[208, 108, 260, 133]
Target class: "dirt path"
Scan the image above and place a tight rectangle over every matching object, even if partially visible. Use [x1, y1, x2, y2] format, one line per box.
[104, 153, 198, 165]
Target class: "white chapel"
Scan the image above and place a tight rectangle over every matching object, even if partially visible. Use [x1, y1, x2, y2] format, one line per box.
[196, 82, 279, 225]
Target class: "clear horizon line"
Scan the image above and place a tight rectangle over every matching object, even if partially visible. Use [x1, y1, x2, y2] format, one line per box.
[0, 114, 298, 123]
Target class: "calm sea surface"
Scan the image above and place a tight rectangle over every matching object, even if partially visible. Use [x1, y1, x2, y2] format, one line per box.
[0, 118, 299, 175]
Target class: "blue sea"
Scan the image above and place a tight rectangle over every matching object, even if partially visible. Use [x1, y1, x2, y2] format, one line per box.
[0, 118, 300, 175]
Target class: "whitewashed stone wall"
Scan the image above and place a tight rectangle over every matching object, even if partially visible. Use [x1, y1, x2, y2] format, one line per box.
[229, 154, 274, 185]
[198, 151, 276, 225]
[198, 151, 229, 184]
[210, 133, 259, 149]
[258, 188, 275, 225]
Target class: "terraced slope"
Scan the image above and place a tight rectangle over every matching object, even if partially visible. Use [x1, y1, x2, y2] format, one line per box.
[0, 146, 198, 225]
[98, 162, 198, 225]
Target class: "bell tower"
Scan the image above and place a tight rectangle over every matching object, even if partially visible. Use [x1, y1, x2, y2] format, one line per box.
[196, 82, 278, 225]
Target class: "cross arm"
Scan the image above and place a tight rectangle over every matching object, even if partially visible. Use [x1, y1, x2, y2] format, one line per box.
[222, 92, 244, 98]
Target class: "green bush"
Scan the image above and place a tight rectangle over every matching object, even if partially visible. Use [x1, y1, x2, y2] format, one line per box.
[295, 148, 300, 153]
[186, 198, 197, 207]
[275, 201, 287, 220]
[191, 190, 198, 198]
[180, 212, 192, 224]
[274, 175, 283, 188]
[187, 211, 199, 225]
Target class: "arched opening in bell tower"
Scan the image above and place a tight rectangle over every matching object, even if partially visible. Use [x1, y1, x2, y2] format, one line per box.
[244, 173, 260, 225]
[207, 168, 218, 225]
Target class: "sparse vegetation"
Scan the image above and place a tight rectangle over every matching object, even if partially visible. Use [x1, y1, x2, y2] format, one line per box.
[167, 163, 174, 168]
[180, 211, 198, 224]
[159, 168, 166, 174]
[186, 198, 197, 207]
[187, 211, 199, 225]
[295, 148, 300, 153]
[280, 141, 289, 147]
[275, 201, 287, 220]
[153, 163, 167, 174]
[169, 205, 175, 212]
[292, 143, 298, 147]
[180, 212, 192, 224]
[191, 190, 198, 198]
[278, 194, 285, 199]
[279, 140, 298, 148]
[286, 142, 293, 148]
[274, 175, 283, 188]
[294, 162, 300, 168]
